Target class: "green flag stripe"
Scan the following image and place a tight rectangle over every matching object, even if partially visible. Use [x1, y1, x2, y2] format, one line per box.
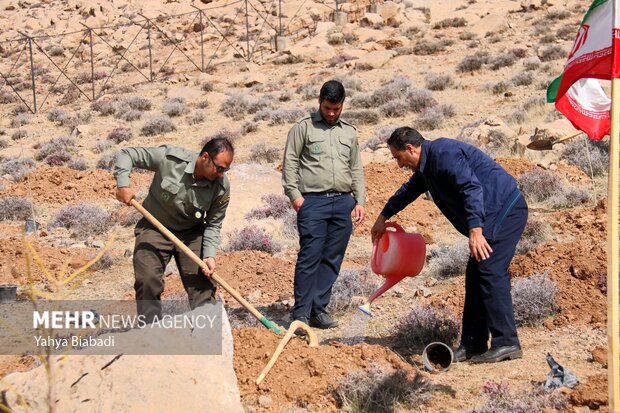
[581, 0, 608, 25]
[546, 75, 563, 103]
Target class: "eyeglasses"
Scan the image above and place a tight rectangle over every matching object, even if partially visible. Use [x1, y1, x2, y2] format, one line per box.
[211, 158, 230, 173]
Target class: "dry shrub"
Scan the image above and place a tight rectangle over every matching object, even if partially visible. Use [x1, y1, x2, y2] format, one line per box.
[190, 112, 205, 125]
[253, 108, 305, 125]
[245, 193, 291, 220]
[471, 381, 567, 413]
[342, 109, 379, 125]
[225, 225, 282, 253]
[140, 116, 176, 136]
[68, 158, 88, 171]
[90, 251, 116, 271]
[334, 364, 433, 413]
[545, 9, 571, 20]
[162, 97, 188, 117]
[328, 268, 381, 313]
[249, 143, 280, 164]
[43, 150, 72, 166]
[457, 55, 485, 72]
[406, 88, 436, 112]
[11, 113, 31, 128]
[433, 17, 466, 29]
[539, 45, 566, 62]
[511, 274, 557, 326]
[124, 96, 152, 111]
[240, 121, 258, 135]
[203, 128, 239, 145]
[0, 197, 33, 221]
[523, 57, 542, 70]
[380, 100, 409, 117]
[425, 73, 453, 91]
[50, 202, 112, 237]
[517, 169, 564, 203]
[459, 31, 477, 41]
[362, 125, 398, 151]
[512, 72, 534, 86]
[47, 108, 70, 124]
[92, 99, 115, 116]
[0, 139, 7, 149]
[36, 136, 76, 161]
[0, 157, 35, 181]
[107, 127, 133, 144]
[393, 304, 460, 353]
[295, 83, 317, 100]
[548, 185, 591, 209]
[560, 136, 609, 177]
[489, 52, 517, 70]
[516, 219, 554, 255]
[428, 240, 469, 279]
[92, 141, 114, 154]
[491, 81, 510, 95]
[413, 39, 444, 55]
[506, 110, 526, 125]
[221, 91, 273, 120]
[11, 130, 27, 141]
[414, 106, 446, 131]
[96, 151, 117, 171]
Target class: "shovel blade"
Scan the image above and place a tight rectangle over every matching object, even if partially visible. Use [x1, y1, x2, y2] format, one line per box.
[527, 139, 554, 151]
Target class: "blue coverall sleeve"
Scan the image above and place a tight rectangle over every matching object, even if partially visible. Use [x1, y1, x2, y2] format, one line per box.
[380, 173, 428, 219]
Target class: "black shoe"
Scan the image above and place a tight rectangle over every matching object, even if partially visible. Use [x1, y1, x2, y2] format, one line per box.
[470, 345, 522, 363]
[453, 344, 487, 362]
[309, 313, 338, 329]
[293, 317, 309, 336]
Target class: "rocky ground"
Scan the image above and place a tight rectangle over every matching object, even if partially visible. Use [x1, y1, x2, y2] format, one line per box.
[0, 0, 617, 411]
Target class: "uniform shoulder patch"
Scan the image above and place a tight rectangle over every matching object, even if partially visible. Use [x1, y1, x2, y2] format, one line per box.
[339, 118, 357, 131]
[165, 146, 196, 162]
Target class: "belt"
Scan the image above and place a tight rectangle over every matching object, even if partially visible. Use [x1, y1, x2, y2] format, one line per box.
[302, 191, 350, 197]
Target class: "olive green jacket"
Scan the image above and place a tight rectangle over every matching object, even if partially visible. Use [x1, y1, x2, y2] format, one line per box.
[282, 112, 366, 205]
[114, 145, 230, 258]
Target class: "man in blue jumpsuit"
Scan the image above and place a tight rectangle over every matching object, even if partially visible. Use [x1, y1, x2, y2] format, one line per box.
[371, 127, 528, 363]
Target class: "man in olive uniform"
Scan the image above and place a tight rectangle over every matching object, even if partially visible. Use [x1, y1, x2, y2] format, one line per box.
[114, 138, 234, 323]
[282, 80, 366, 329]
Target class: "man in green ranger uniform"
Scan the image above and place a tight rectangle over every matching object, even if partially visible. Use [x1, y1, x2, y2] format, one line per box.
[114, 138, 234, 323]
[282, 80, 366, 329]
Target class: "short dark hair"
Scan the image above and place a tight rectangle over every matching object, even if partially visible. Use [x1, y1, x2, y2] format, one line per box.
[200, 137, 234, 159]
[387, 127, 425, 151]
[319, 80, 346, 103]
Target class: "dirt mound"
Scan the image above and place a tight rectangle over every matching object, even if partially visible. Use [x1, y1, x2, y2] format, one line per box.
[0, 234, 98, 286]
[233, 328, 421, 412]
[570, 374, 608, 410]
[161, 251, 296, 305]
[1, 166, 152, 205]
[357, 162, 455, 243]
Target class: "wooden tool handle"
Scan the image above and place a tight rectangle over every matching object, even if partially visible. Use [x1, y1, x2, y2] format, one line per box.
[130, 199, 282, 334]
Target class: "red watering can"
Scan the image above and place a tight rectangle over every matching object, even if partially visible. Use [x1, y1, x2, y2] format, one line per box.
[359, 222, 426, 316]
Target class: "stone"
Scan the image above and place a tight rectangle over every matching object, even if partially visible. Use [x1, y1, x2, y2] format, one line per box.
[355, 50, 396, 69]
[379, 1, 401, 22]
[359, 13, 383, 28]
[258, 395, 272, 407]
[90, 240, 105, 249]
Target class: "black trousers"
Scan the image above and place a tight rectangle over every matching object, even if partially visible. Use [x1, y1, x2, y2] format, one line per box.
[292, 193, 355, 320]
[460, 195, 528, 349]
[133, 218, 216, 323]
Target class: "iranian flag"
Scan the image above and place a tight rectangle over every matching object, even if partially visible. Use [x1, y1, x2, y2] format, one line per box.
[546, 0, 620, 140]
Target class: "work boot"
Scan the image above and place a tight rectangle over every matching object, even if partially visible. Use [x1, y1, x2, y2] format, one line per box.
[470, 345, 523, 364]
[453, 344, 487, 362]
[309, 313, 338, 329]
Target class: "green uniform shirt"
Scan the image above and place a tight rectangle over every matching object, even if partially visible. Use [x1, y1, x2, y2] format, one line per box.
[114, 145, 230, 258]
[282, 112, 366, 205]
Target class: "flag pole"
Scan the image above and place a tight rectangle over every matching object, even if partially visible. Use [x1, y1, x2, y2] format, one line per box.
[609, 6, 620, 406]
[609, 74, 620, 412]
